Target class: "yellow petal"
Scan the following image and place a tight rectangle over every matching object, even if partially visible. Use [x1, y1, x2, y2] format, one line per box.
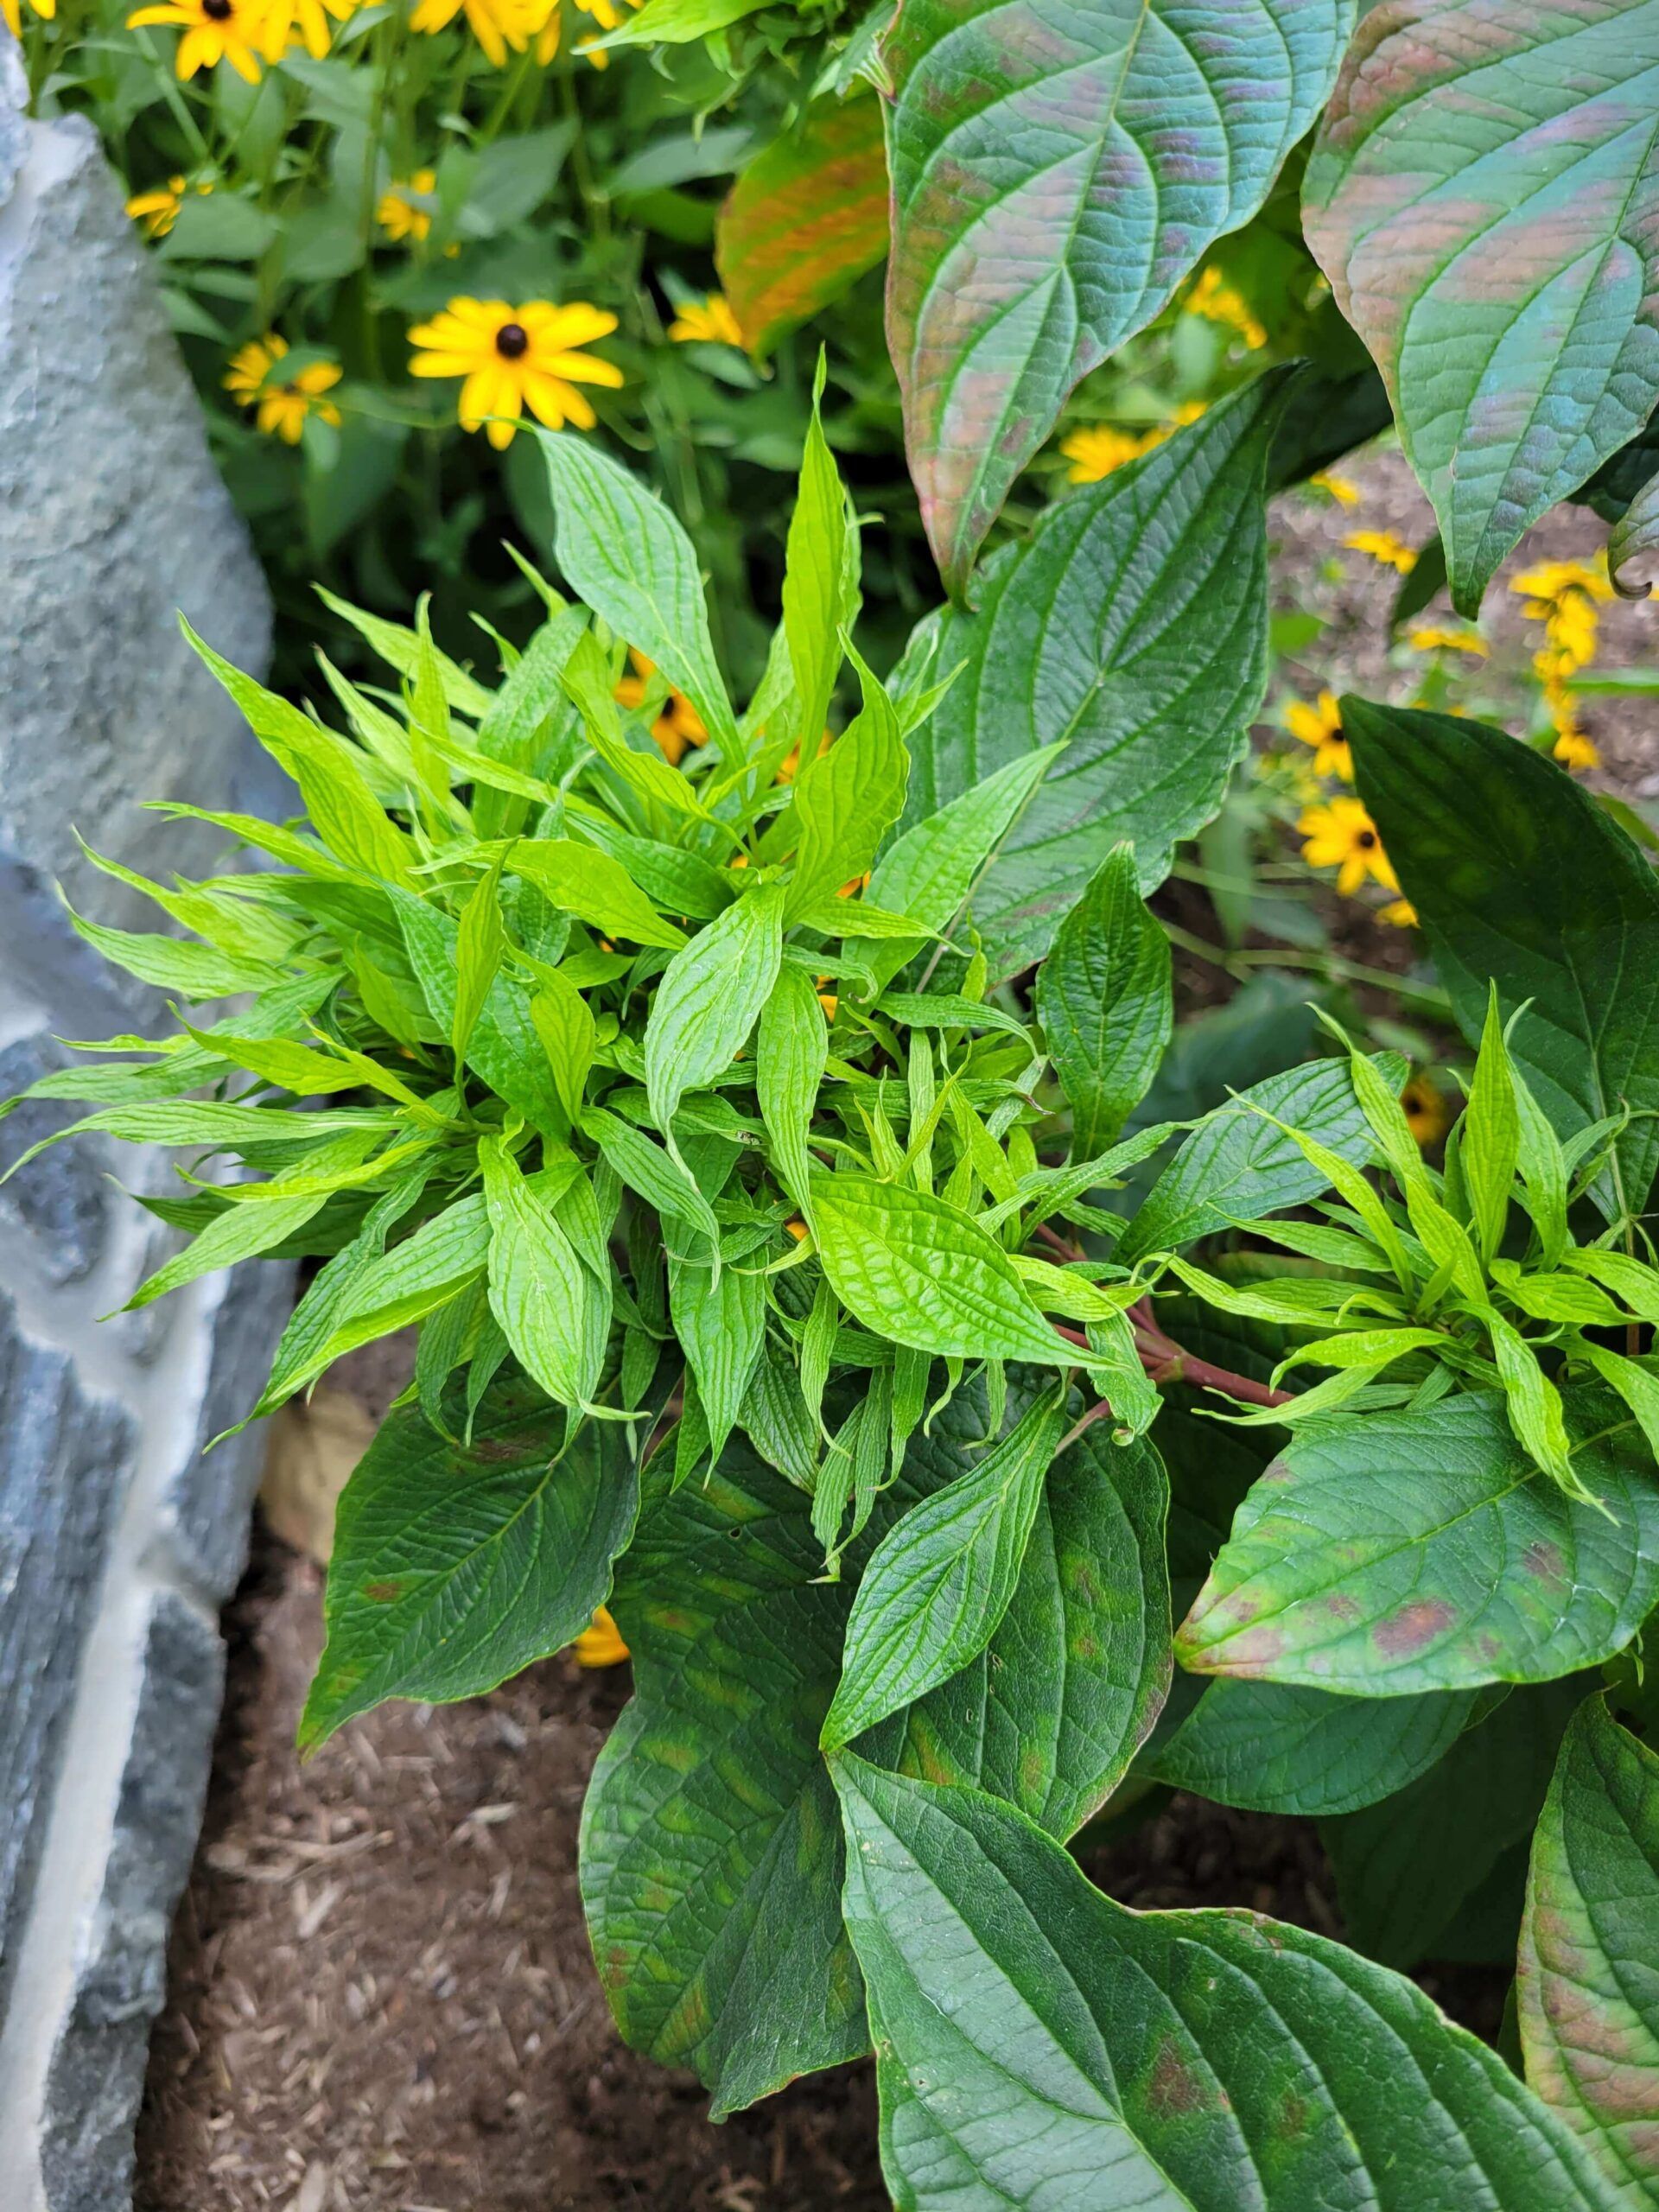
[540, 348, 624, 389]
[457, 361, 504, 431]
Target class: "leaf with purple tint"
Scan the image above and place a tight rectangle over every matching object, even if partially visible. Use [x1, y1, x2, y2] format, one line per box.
[1519, 1695, 1659, 2202]
[884, 0, 1354, 595]
[1304, 0, 1659, 617]
[1177, 1392, 1659, 1695]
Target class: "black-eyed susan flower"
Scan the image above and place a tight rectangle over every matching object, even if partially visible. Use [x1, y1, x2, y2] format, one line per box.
[1281, 689, 1351, 781]
[255, 0, 356, 60]
[1551, 719, 1600, 774]
[1307, 467, 1360, 508]
[224, 334, 344, 443]
[127, 0, 265, 79]
[124, 172, 213, 238]
[1298, 796, 1399, 898]
[1510, 558, 1612, 767]
[1407, 623, 1487, 658]
[410, 0, 540, 68]
[669, 292, 743, 347]
[1058, 402, 1205, 486]
[1185, 265, 1266, 352]
[2, 0, 54, 45]
[1402, 1074, 1447, 1147]
[378, 168, 436, 244]
[1060, 424, 1147, 483]
[1344, 528, 1417, 575]
[571, 1605, 629, 1667]
[614, 649, 707, 766]
[1380, 897, 1419, 929]
[408, 296, 620, 450]
[551, 0, 638, 64]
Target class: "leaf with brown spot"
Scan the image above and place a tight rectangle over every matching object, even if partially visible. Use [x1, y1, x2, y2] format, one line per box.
[1521, 1695, 1659, 2202]
[715, 96, 890, 359]
[834, 1753, 1619, 2210]
[1304, 0, 1659, 616]
[1178, 1392, 1659, 1696]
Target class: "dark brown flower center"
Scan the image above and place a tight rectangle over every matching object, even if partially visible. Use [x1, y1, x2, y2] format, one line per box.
[1356, 829, 1376, 851]
[494, 321, 529, 359]
[202, 0, 233, 20]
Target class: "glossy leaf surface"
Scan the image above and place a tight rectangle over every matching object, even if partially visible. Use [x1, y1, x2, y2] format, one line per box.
[899, 379, 1290, 974]
[821, 1388, 1067, 1748]
[1144, 1677, 1480, 1817]
[835, 1755, 1616, 2212]
[1035, 844, 1172, 1158]
[886, 0, 1351, 591]
[1305, 0, 1659, 614]
[1117, 1048, 1406, 1265]
[302, 1377, 641, 1748]
[1519, 1695, 1659, 2200]
[581, 1389, 1169, 2113]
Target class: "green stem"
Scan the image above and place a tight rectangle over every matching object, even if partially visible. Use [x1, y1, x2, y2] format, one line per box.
[1160, 918, 1452, 1012]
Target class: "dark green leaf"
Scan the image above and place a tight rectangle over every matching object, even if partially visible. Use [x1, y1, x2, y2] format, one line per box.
[581, 1386, 1169, 2113]
[886, 2, 1351, 590]
[821, 1387, 1067, 1749]
[833, 1755, 1614, 2212]
[1035, 843, 1172, 1157]
[1322, 1681, 1581, 1971]
[1351, 696, 1659, 1223]
[899, 378, 1294, 974]
[1143, 1678, 1482, 1819]
[301, 1376, 647, 1747]
[1117, 1049, 1407, 1265]
[1304, 2, 1659, 614]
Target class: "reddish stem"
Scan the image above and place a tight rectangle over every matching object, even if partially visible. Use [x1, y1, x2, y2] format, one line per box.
[1049, 1319, 1292, 1411]
[1033, 1220, 1084, 1263]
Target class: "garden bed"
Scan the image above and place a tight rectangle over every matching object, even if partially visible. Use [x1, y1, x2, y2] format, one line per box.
[130, 460, 1651, 2209]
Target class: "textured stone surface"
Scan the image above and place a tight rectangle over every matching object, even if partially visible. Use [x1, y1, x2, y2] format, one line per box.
[0, 87, 275, 931]
[0, 55, 288, 2212]
[161, 1258, 302, 1599]
[0, 1302, 137, 2018]
[38, 1595, 223, 2212]
[0, 1035, 113, 1286]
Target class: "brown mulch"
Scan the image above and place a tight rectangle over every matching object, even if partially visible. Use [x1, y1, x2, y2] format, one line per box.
[136, 1528, 890, 2212]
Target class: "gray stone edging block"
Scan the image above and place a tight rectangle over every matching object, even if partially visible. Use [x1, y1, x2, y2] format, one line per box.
[0, 42, 289, 2210]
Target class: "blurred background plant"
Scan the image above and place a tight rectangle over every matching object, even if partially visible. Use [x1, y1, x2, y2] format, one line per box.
[13, 0, 1376, 694]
